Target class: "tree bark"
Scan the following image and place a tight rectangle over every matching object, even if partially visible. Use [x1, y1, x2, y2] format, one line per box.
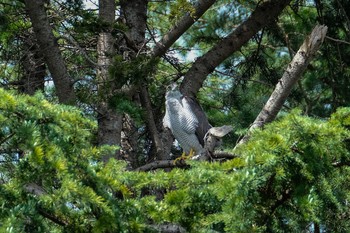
[120, 0, 148, 48]
[97, 0, 150, 164]
[140, 85, 166, 160]
[237, 24, 328, 146]
[180, 0, 292, 98]
[115, 0, 150, 165]
[97, 0, 123, 162]
[135, 159, 189, 172]
[24, 0, 76, 105]
[20, 33, 46, 95]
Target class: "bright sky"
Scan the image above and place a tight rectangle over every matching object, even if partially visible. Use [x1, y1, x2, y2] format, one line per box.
[84, 0, 97, 9]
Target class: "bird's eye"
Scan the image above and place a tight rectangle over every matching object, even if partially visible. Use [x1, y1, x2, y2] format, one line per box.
[165, 83, 178, 92]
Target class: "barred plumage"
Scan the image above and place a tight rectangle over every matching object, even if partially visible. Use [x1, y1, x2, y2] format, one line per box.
[163, 84, 211, 156]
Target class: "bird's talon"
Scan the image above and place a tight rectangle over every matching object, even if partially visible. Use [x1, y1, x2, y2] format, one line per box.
[173, 149, 196, 164]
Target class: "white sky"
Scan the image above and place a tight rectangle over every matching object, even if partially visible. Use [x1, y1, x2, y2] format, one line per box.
[83, 0, 97, 9]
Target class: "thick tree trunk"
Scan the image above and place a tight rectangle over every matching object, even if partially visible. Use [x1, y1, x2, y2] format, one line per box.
[120, 0, 148, 48]
[180, 0, 292, 98]
[97, 0, 150, 164]
[237, 25, 328, 146]
[24, 0, 76, 105]
[97, 0, 123, 162]
[114, 0, 151, 165]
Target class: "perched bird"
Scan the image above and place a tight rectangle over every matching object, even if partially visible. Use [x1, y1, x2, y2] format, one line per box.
[163, 83, 211, 158]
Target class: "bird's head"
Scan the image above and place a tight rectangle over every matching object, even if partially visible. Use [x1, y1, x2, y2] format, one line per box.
[165, 83, 182, 99]
[167, 82, 178, 91]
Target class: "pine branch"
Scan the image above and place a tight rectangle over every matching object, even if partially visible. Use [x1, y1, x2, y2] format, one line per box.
[23, 183, 68, 226]
[236, 24, 328, 146]
[181, 0, 292, 98]
[263, 189, 292, 228]
[0, 132, 15, 145]
[326, 36, 350, 45]
[37, 208, 68, 226]
[135, 151, 237, 171]
[152, 0, 216, 57]
[135, 159, 189, 172]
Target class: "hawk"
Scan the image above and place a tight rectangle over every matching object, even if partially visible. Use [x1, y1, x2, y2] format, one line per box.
[163, 83, 211, 158]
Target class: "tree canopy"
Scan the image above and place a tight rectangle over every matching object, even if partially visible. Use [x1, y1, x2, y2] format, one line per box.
[0, 0, 350, 232]
[1, 88, 350, 232]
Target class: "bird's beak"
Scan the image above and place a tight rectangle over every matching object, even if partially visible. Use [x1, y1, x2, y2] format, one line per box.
[170, 83, 178, 91]
[165, 83, 178, 92]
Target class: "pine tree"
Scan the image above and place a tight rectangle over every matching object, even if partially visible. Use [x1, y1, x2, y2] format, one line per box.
[1, 89, 350, 231]
[1, 0, 350, 231]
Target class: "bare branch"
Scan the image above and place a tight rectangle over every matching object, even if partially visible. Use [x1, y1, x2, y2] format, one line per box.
[211, 151, 237, 159]
[326, 36, 350, 45]
[60, 35, 99, 67]
[37, 208, 68, 226]
[139, 85, 165, 160]
[135, 159, 189, 172]
[0, 132, 15, 145]
[237, 24, 328, 146]
[135, 150, 237, 171]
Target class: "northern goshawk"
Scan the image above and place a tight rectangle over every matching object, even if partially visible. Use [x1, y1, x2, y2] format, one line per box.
[163, 83, 211, 157]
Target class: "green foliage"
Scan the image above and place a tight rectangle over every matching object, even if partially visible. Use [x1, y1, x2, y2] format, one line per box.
[0, 1, 27, 44]
[230, 108, 350, 232]
[1, 88, 350, 232]
[169, 0, 195, 22]
[108, 93, 143, 124]
[109, 55, 159, 89]
[1, 0, 350, 231]
[148, 0, 196, 27]
[107, 55, 160, 123]
[0, 89, 121, 232]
